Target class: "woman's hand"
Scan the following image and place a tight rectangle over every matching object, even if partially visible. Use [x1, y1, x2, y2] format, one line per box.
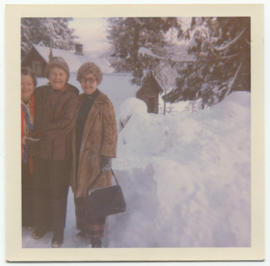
[100, 156, 112, 173]
[25, 137, 40, 156]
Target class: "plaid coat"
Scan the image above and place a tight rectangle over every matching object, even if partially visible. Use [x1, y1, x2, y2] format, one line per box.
[71, 90, 118, 198]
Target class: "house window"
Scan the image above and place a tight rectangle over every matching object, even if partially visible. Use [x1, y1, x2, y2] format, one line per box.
[32, 61, 42, 76]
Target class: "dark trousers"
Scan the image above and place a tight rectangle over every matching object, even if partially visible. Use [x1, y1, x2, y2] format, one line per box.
[22, 163, 34, 227]
[33, 159, 70, 231]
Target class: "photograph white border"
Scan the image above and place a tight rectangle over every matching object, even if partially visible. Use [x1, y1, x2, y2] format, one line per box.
[5, 3, 264, 262]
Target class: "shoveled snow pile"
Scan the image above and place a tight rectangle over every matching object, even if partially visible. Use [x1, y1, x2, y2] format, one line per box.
[108, 91, 250, 247]
[118, 98, 147, 130]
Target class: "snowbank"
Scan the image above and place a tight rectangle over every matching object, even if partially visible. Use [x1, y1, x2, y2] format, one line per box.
[109, 91, 250, 247]
[119, 97, 147, 130]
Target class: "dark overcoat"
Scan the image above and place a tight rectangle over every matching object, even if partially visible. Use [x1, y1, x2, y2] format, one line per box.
[71, 90, 118, 198]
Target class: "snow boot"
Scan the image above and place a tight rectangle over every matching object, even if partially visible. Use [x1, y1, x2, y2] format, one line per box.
[90, 238, 102, 248]
[76, 229, 87, 239]
[32, 226, 48, 240]
[51, 229, 64, 248]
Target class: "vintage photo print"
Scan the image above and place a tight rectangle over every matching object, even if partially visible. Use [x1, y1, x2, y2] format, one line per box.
[5, 4, 264, 262]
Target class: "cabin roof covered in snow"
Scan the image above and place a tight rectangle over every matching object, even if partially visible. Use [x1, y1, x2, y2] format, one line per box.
[138, 42, 196, 94]
[32, 44, 113, 73]
[157, 46, 196, 93]
[138, 43, 196, 63]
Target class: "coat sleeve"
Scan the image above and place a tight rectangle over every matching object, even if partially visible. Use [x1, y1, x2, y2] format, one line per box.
[44, 95, 79, 139]
[100, 99, 118, 158]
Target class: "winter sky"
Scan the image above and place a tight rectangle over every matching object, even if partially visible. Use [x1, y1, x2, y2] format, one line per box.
[69, 17, 192, 56]
[69, 18, 110, 55]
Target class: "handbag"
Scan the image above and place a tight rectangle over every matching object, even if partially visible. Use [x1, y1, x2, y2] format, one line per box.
[86, 169, 126, 218]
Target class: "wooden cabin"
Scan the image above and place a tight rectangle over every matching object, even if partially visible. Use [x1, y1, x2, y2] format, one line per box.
[21, 46, 48, 77]
[21, 43, 86, 77]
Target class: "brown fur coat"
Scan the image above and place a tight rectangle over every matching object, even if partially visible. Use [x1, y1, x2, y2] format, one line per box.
[71, 90, 118, 198]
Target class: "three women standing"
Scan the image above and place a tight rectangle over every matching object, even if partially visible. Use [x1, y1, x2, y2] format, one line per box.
[31, 57, 79, 247]
[23, 59, 117, 248]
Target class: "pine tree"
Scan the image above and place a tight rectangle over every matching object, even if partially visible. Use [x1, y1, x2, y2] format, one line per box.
[109, 17, 250, 109]
[164, 17, 251, 108]
[108, 17, 180, 86]
[21, 18, 77, 58]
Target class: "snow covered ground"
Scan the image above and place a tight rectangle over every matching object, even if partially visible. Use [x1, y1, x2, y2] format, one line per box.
[112, 91, 250, 247]
[23, 74, 250, 248]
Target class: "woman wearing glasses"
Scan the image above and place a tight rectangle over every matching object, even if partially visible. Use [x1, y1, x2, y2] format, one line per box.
[71, 62, 118, 248]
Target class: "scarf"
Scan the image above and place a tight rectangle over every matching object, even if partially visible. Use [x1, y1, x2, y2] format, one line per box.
[21, 99, 34, 164]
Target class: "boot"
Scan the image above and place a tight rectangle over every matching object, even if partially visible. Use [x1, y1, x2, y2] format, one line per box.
[76, 229, 87, 239]
[32, 226, 48, 240]
[90, 238, 102, 248]
[51, 229, 64, 248]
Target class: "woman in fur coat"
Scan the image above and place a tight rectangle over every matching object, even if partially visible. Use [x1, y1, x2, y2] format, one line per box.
[31, 57, 79, 248]
[71, 62, 118, 248]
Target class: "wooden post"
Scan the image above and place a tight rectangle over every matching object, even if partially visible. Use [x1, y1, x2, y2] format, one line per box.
[163, 99, 166, 115]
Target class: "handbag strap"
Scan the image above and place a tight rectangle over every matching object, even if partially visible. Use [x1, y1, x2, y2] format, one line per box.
[111, 169, 119, 185]
[90, 169, 119, 188]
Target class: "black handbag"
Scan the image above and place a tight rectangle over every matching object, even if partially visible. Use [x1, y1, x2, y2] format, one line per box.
[86, 170, 126, 218]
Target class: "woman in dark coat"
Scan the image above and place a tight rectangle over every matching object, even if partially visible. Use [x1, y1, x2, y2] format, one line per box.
[71, 62, 118, 248]
[21, 67, 36, 227]
[31, 57, 79, 247]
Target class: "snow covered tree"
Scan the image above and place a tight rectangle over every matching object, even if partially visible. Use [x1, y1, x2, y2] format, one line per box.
[108, 17, 250, 109]
[164, 17, 251, 108]
[107, 17, 181, 86]
[21, 18, 77, 58]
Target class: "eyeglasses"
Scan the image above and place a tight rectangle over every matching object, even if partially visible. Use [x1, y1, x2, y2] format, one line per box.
[81, 77, 96, 84]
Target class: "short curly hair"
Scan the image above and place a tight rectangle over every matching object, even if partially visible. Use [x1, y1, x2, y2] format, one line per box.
[76, 62, 103, 85]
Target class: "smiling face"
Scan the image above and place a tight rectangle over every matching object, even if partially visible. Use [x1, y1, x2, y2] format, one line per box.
[80, 73, 98, 95]
[21, 74, 35, 103]
[48, 67, 68, 91]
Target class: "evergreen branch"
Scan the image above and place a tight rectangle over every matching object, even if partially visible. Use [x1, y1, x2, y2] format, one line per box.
[214, 28, 247, 52]
[228, 62, 242, 91]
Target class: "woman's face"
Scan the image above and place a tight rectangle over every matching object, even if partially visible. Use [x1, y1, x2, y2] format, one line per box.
[21, 74, 35, 103]
[80, 73, 98, 95]
[48, 67, 68, 90]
